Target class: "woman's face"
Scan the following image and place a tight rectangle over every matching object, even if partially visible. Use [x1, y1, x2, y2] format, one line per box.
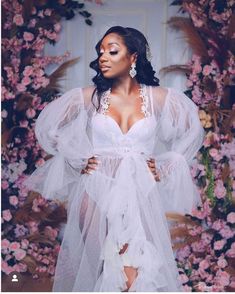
[98, 33, 136, 79]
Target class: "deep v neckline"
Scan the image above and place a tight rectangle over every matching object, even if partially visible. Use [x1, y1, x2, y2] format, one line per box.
[96, 112, 152, 136]
[99, 84, 152, 136]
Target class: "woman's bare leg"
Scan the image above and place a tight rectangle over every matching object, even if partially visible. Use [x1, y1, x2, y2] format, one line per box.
[119, 243, 138, 291]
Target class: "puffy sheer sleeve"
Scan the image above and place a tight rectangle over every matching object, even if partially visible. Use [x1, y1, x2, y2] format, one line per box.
[151, 86, 205, 214]
[24, 87, 94, 201]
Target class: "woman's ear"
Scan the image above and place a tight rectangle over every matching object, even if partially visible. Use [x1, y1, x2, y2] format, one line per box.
[131, 52, 138, 64]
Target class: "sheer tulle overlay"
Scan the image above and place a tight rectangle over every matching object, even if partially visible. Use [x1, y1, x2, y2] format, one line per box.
[24, 85, 204, 291]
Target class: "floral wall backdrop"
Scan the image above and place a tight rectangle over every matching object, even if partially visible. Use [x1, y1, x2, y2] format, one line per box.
[1, 0, 102, 282]
[163, 0, 234, 291]
[1, 0, 235, 291]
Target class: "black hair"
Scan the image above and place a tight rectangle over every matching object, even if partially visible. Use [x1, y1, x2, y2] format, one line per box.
[89, 26, 160, 110]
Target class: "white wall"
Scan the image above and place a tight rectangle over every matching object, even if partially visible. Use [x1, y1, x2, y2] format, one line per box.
[45, 0, 191, 92]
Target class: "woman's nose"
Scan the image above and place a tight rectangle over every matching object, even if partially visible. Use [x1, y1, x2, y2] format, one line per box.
[99, 53, 108, 63]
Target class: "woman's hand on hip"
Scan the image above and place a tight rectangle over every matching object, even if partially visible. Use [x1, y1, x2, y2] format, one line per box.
[146, 158, 160, 181]
[81, 156, 100, 175]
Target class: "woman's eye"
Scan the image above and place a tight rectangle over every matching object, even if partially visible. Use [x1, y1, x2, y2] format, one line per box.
[110, 51, 118, 55]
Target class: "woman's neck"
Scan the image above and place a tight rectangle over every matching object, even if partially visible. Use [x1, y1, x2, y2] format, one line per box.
[111, 77, 140, 96]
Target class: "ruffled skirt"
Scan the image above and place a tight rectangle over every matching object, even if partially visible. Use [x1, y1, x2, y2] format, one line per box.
[45, 151, 200, 292]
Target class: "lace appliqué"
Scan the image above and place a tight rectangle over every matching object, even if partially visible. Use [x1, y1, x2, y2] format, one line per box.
[100, 84, 150, 117]
[100, 88, 111, 115]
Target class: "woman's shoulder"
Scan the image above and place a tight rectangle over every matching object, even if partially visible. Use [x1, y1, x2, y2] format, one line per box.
[149, 85, 170, 107]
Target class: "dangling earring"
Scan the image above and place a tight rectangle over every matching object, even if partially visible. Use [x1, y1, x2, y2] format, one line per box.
[129, 63, 137, 78]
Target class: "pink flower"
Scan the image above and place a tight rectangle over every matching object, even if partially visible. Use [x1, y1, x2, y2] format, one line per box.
[44, 226, 58, 241]
[209, 148, 219, 159]
[215, 270, 230, 286]
[217, 258, 228, 268]
[194, 64, 202, 74]
[16, 83, 26, 92]
[212, 219, 226, 231]
[2, 109, 8, 118]
[13, 14, 24, 26]
[2, 209, 12, 222]
[1, 260, 12, 275]
[44, 9, 52, 16]
[2, 239, 10, 249]
[214, 239, 226, 250]
[9, 241, 21, 251]
[220, 226, 234, 239]
[23, 66, 34, 76]
[2, 180, 9, 190]
[179, 274, 189, 284]
[28, 18, 36, 28]
[22, 76, 31, 86]
[214, 180, 226, 199]
[227, 212, 235, 224]
[54, 23, 61, 32]
[21, 239, 29, 249]
[35, 158, 45, 167]
[26, 108, 36, 119]
[13, 249, 26, 261]
[203, 65, 212, 76]
[199, 259, 209, 270]
[9, 195, 19, 206]
[23, 32, 34, 42]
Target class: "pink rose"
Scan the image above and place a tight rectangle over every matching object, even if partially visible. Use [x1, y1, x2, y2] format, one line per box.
[1, 261, 12, 275]
[28, 19, 36, 28]
[23, 32, 34, 42]
[2, 239, 10, 249]
[2, 180, 9, 190]
[22, 76, 31, 86]
[212, 219, 226, 231]
[227, 212, 235, 224]
[44, 226, 58, 241]
[13, 249, 26, 261]
[23, 66, 34, 76]
[54, 23, 61, 32]
[209, 148, 219, 158]
[2, 209, 12, 222]
[199, 259, 209, 270]
[9, 195, 19, 206]
[217, 258, 228, 268]
[214, 239, 226, 250]
[216, 270, 230, 286]
[2, 109, 8, 118]
[214, 180, 226, 199]
[203, 65, 212, 76]
[16, 83, 26, 92]
[194, 64, 202, 74]
[179, 274, 189, 284]
[44, 9, 52, 16]
[21, 239, 29, 249]
[220, 226, 234, 239]
[26, 108, 36, 119]
[13, 14, 24, 26]
[35, 158, 45, 167]
[9, 241, 20, 251]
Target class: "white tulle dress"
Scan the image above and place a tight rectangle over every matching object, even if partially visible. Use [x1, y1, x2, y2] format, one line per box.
[24, 84, 204, 292]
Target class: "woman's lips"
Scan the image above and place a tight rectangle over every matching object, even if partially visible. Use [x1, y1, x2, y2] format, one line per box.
[100, 66, 111, 72]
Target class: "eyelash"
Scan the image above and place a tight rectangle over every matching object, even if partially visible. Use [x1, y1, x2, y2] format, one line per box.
[99, 51, 118, 57]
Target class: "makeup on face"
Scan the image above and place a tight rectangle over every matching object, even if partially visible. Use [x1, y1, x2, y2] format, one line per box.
[98, 33, 133, 78]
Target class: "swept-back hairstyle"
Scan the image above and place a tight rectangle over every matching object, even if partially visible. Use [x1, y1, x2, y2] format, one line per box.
[89, 26, 160, 110]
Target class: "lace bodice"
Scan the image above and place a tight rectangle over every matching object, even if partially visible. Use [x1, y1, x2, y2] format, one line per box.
[91, 84, 157, 156]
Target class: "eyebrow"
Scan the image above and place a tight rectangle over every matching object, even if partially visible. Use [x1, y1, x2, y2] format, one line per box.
[107, 42, 120, 46]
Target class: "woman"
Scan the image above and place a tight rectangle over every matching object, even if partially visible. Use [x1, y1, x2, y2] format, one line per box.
[25, 26, 205, 291]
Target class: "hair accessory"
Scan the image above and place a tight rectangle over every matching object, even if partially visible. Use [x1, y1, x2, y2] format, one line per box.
[146, 44, 152, 62]
[129, 63, 137, 78]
